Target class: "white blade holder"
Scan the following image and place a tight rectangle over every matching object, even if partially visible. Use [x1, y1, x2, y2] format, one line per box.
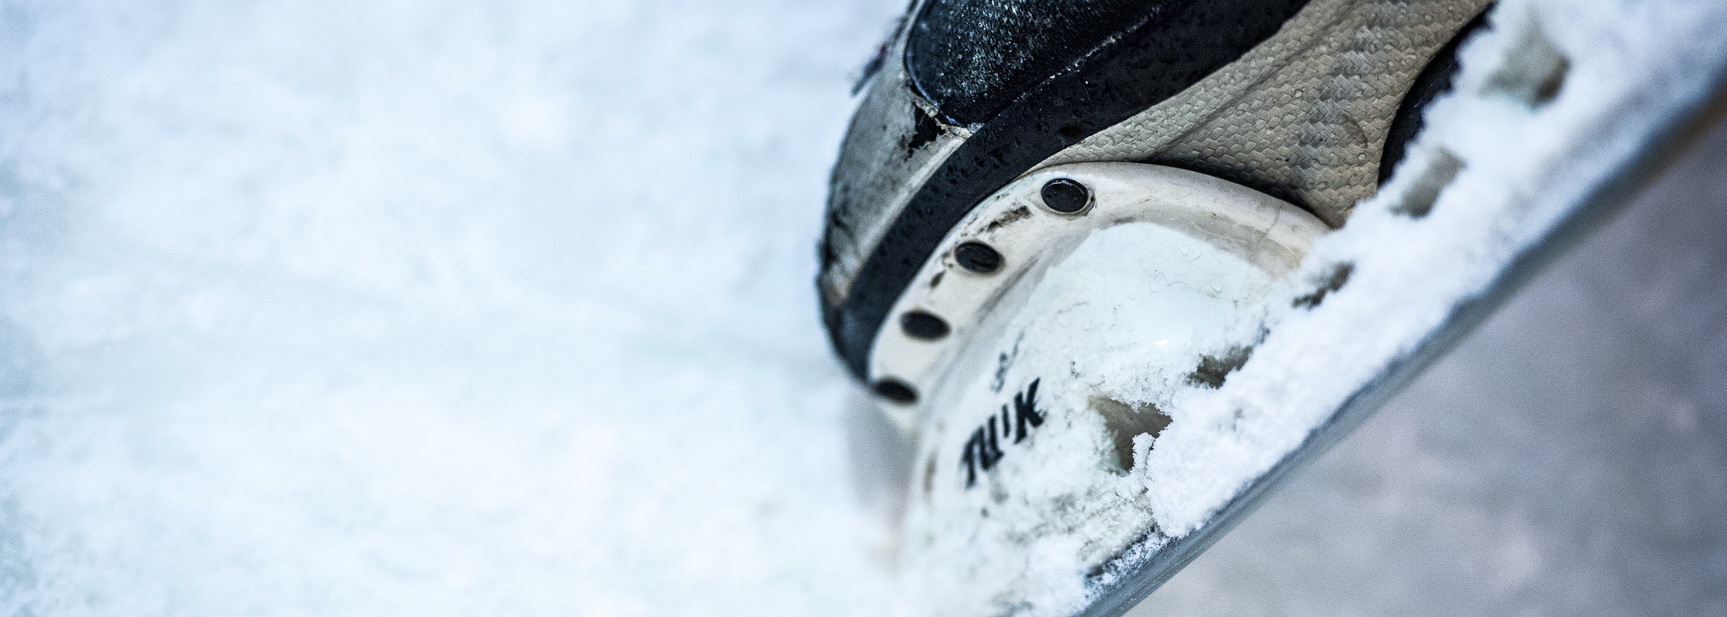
[868, 162, 1329, 434]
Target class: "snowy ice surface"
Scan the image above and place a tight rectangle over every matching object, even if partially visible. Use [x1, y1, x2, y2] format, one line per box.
[3, 0, 1726, 616]
[0, 0, 904, 615]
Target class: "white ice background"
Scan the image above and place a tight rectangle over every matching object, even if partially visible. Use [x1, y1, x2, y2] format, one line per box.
[0, 0, 904, 615]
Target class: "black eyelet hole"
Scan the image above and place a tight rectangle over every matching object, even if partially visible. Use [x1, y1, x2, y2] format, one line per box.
[872, 378, 918, 404]
[900, 310, 951, 340]
[1040, 178, 1091, 214]
[954, 241, 1003, 274]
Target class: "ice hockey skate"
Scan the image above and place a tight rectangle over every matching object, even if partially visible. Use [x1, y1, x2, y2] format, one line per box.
[819, 1, 1727, 615]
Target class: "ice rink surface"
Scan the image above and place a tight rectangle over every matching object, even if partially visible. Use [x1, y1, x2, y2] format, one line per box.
[0, 0, 1722, 615]
[0, 0, 904, 614]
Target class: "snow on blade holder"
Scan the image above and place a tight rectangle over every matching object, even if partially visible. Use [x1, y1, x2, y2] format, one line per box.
[866, 163, 1328, 434]
[1068, 3, 1727, 617]
[871, 1, 1727, 616]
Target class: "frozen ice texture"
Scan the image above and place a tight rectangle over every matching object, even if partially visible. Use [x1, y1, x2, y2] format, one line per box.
[1, 0, 1724, 616]
[0, 0, 904, 615]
